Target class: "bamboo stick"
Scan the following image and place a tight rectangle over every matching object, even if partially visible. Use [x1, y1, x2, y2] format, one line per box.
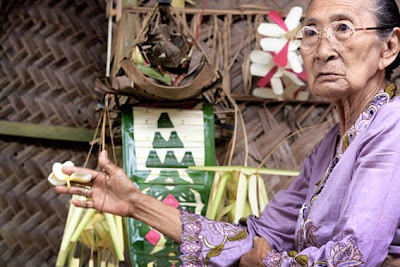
[56, 196, 85, 267]
[208, 172, 230, 220]
[104, 213, 125, 261]
[71, 209, 97, 243]
[189, 166, 300, 176]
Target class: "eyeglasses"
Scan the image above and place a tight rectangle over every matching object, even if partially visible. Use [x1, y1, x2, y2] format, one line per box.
[294, 21, 392, 49]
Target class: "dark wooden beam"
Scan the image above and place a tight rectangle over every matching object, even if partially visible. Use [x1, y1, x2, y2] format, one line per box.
[125, 6, 278, 16]
[0, 121, 95, 143]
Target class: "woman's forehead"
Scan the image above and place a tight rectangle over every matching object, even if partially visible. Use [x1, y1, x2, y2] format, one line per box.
[305, 0, 376, 25]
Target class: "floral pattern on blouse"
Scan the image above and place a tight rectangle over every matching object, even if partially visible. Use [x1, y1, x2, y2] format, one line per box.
[327, 239, 363, 266]
[344, 92, 391, 153]
[265, 240, 364, 267]
[207, 220, 243, 237]
[180, 209, 248, 266]
[263, 251, 288, 266]
[296, 218, 320, 251]
[180, 210, 204, 266]
[264, 251, 317, 267]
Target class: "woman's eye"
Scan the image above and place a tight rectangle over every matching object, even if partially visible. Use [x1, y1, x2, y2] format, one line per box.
[304, 28, 317, 37]
[337, 23, 351, 32]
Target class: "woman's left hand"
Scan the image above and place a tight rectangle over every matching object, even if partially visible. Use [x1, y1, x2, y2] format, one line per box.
[239, 237, 271, 267]
[55, 150, 140, 217]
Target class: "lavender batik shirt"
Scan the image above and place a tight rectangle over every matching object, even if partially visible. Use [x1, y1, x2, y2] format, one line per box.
[179, 84, 400, 266]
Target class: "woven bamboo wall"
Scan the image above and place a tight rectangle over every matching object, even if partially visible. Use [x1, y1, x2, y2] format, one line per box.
[1, 0, 400, 265]
[0, 0, 106, 265]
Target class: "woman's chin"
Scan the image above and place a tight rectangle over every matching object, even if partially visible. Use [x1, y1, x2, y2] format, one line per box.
[310, 80, 349, 101]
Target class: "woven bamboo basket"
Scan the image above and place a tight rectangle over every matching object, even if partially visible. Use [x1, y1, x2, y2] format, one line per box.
[97, 2, 221, 101]
[118, 58, 219, 101]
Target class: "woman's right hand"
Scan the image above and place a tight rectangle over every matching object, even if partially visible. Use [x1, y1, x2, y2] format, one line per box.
[55, 150, 140, 217]
[239, 237, 271, 266]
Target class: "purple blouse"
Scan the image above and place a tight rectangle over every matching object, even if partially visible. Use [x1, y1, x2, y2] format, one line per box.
[180, 86, 400, 266]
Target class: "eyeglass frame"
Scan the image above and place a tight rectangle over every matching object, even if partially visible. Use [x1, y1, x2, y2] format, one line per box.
[294, 22, 393, 49]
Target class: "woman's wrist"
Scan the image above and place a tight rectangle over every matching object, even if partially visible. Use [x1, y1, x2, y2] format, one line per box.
[126, 189, 146, 219]
[126, 191, 183, 243]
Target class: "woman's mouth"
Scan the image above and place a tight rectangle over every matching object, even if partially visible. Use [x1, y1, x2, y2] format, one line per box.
[316, 72, 344, 81]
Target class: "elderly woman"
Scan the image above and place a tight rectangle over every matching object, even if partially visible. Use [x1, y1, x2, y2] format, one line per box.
[56, 0, 400, 265]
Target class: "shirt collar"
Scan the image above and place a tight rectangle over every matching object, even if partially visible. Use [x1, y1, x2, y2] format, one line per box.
[337, 83, 397, 154]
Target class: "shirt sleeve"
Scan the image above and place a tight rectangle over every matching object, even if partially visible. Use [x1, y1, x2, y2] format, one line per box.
[245, 131, 324, 252]
[262, 105, 400, 266]
[179, 209, 255, 266]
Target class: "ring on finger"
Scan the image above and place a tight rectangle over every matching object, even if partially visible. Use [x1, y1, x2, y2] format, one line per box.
[84, 187, 91, 198]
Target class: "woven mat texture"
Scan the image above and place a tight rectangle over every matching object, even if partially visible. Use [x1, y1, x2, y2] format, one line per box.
[0, 0, 106, 265]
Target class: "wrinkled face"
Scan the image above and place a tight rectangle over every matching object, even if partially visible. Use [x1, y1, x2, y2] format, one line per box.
[301, 0, 385, 101]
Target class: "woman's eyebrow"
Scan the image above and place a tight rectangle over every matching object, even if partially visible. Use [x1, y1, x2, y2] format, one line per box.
[303, 17, 317, 25]
[304, 11, 355, 25]
[329, 12, 354, 22]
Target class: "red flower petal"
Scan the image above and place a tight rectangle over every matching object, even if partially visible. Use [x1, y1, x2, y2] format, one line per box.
[274, 41, 289, 67]
[268, 11, 289, 32]
[257, 66, 278, 88]
[297, 69, 308, 81]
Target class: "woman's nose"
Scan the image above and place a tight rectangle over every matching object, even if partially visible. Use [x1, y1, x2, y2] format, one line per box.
[315, 35, 338, 62]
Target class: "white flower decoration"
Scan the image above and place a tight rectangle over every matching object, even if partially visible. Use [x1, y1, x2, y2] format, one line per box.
[258, 7, 303, 72]
[250, 7, 309, 100]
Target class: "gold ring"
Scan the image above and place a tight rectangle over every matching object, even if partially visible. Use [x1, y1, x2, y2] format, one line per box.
[84, 188, 89, 198]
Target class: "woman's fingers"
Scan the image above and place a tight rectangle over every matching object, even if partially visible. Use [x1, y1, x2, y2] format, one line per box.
[55, 185, 93, 198]
[60, 151, 115, 183]
[255, 237, 272, 251]
[98, 150, 119, 174]
[71, 198, 95, 209]
[61, 165, 100, 179]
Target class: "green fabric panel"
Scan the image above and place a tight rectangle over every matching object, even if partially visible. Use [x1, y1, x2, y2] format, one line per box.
[121, 104, 216, 266]
[202, 103, 216, 212]
[134, 170, 213, 185]
[121, 106, 136, 179]
[125, 218, 181, 267]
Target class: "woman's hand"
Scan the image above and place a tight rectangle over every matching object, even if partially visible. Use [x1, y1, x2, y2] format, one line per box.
[55, 150, 139, 217]
[382, 256, 400, 266]
[239, 237, 271, 267]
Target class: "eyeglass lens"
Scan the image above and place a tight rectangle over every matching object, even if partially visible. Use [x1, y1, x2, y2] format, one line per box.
[296, 22, 353, 49]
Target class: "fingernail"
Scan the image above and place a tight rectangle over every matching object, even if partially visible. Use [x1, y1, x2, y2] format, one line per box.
[103, 150, 108, 157]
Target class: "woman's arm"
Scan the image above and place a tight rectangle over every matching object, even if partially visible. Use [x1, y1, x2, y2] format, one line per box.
[56, 150, 260, 265]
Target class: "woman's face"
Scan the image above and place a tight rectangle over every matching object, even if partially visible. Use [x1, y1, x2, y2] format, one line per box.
[301, 0, 386, 102]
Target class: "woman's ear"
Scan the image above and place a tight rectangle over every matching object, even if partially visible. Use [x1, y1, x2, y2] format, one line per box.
[380, 27, 400, 70]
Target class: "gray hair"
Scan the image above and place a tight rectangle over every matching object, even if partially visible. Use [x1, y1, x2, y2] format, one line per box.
[374, 0, 400, 80]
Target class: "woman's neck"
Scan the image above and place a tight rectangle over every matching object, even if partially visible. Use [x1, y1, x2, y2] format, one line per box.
[334, 79, 387, 138]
